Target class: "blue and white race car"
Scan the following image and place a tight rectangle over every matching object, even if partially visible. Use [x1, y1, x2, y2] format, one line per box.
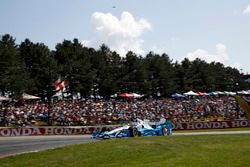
[92, 119, 173, 139]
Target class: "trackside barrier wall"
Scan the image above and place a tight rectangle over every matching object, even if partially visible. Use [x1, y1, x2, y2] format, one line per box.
[0, 120, 250, 137]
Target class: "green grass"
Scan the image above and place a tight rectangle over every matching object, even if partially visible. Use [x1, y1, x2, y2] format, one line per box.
[1, 134, 250, 167]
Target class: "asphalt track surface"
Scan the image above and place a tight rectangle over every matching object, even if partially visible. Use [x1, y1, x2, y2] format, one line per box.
[0, 135, 93, 158]
[1, 131, 250, 158]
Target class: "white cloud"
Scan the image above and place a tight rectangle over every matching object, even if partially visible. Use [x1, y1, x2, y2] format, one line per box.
[184, 43, 242, 70]
[243, 5, 250, 14]
[82, 11, 151, 56]
[184, 43, 229, 63]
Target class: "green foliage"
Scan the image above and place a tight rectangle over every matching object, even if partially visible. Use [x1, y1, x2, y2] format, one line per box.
[19, 39, 57, 99]
[0, 34, 30, 96]
[54, 39, 95, 97]
[0, 34, 248, 98]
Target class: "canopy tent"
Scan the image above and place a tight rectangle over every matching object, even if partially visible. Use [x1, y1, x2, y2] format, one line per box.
[215, 91, 224, 95]
[110, 94, 118, 98]
[184, 90, 197, 96]
[207, 92, 218, 96]
[171, 93, 185, 98]
[0, 95, 11, 101]
[118, 93, 142, 98]
[131, 93, 143, 98]
[118, 93, 133, 98]
[237, 90, 250, 95]
[22, 93, 41, 100]
[196, 92, 206, 96]
[228, 92, 236, 96]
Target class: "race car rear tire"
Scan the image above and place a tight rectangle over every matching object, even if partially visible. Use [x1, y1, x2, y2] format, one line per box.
[132, 127, 138, 137]
[162, 125, 168, 136]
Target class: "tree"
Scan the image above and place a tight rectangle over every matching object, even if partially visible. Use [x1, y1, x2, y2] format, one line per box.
[0, 34, 30, 96]
[19, 39, 57, 99]
[1, 34, 249, 98]
[96, 45, 122, 98]
[144, 52, 175, 96]
[54, 39, 97, 98]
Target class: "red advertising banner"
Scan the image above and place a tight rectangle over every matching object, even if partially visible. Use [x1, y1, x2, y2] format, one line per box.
[0, 126, 119, 137]
[174, 120, 250, 130]
[0, 120, 249, 137]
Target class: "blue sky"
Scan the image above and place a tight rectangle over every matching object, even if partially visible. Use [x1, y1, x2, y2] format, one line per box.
[1, 0, 250, 73]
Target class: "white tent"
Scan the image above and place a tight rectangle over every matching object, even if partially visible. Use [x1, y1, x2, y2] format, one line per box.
[207, 92, 218, 96]
[22, 93, 40, 100]
[171, 93, 185, 98]
[0, 95, 11, 101]
[184, 90, 197, 96]
[215, 91, 224, 95]
[131, 93, 143, 98]
[228, 92, 236, 96]
[237, 90, 250, 95]
[110, 94, 118, 98]
[117, 93, 143, 98]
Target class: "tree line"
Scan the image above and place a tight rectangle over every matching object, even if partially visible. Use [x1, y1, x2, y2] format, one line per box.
[0, 34, 249, 100]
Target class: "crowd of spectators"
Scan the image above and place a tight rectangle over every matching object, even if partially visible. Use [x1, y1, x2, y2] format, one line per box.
[0, 95, 247, 127]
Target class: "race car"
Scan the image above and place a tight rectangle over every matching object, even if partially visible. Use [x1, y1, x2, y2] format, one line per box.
[92, 119, 173, 139]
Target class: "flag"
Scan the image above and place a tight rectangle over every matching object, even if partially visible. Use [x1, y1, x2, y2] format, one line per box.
[54, 78, 61, 90]
[55, 79, 67, 91]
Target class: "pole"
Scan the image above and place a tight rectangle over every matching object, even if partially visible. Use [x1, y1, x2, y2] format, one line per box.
[47, 64, 53, 126]
[47, 98, 51, 126]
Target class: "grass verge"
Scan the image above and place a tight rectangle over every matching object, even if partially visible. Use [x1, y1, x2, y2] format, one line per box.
[1, 134, 250, 167]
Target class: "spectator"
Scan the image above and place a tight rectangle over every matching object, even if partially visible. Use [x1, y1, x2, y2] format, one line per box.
[0, 95, 247, 127]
